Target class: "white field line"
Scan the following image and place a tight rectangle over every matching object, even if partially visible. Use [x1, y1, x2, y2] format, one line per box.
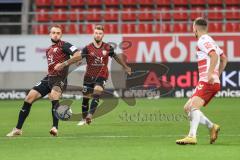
[1, 134, 240, 139]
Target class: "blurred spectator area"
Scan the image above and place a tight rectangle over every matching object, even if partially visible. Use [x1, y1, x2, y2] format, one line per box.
[0, 0, 239, 34]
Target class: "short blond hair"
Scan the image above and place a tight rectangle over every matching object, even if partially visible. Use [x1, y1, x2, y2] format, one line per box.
[94, 24, 104, 31]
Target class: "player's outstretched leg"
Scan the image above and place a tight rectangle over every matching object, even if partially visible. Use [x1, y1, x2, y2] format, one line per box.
[198, 111, 220, 144]
[6, 89, 41, 137]
[210, 124, 220, 144]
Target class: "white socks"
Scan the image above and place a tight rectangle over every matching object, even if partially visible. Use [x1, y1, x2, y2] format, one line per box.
[188, 108, 201, 138]
[199, 111, 213, 129]
[188, 108, 214, 138]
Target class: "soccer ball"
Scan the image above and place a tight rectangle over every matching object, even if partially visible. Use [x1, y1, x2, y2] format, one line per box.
[54, 105, 72, 121]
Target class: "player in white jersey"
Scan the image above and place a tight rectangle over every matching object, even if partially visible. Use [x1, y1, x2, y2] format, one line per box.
[176, 17, 228, 145]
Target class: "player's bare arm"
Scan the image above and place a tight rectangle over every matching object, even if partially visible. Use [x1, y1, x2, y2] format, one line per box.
[218, 54, 228, 76]
[208, 50, 218, 84]
[54, 51, 82, 71]
[112, 54, 131, 75]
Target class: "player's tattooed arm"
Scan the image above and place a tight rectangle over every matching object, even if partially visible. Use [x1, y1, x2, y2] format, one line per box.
[54, 51, 82, 71]
[219, 53, 228, 76]
[112, 54, 131, 75]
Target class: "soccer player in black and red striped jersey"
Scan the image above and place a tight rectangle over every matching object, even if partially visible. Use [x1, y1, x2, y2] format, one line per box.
[6, 25, 81, 137]
[77, 24, 131, 125]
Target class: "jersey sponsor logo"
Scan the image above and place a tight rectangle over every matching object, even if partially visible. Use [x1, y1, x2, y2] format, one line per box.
[70, 46, 77, 52]
[93, 57, 104, 66]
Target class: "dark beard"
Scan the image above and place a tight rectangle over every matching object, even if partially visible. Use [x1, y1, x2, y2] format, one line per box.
[51, 38, 60, 43]
[94, 38, 101, 44]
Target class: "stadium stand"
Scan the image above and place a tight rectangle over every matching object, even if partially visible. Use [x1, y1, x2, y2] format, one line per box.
[0, 0, 239, 34]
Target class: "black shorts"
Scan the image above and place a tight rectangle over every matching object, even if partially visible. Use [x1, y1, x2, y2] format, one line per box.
[83, 76, 107, 95]
[48, 75, 67, 91]
[32, 75, 67, 97]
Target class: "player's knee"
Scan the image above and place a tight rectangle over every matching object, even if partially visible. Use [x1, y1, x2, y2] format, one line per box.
[52, 86, 62, 93]
[93, 85, 103, 94]
[25, 91, 39, 103]
[190, 96, 204, 108]
[50, 87, 62, 100]
[50, 92, 60, 100]
[184, 105, 190, 113]
[190, 101, 202, 109]
[48, 93, 53, 100]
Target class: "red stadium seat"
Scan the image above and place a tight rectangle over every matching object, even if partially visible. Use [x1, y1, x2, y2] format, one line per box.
[36, 8, 49, 22]
[104, 0, 120, 6]
[104, 24, 118, 33]
[33, 24, 49, 34]
[35, 0, 51, 7]
[190, 6, 206, 20]
[208, 6, 224, 20]
[86, 0, 102, 6]
[225, 6, 240, 20]
[208, 23, 223, 32]
[155, 0, 171, 6]
[66, 24, 78, 34]
[70, 0, 85, 7]
[86, 8, 102, 21]
[79, 24, 84, 33]
[156, 7, 171, 20]
[104, 8, 118, 21]
[60, 24, 67, 33]
[86, 24, 95, 33]
[155, 23, 171, 33]
[173, 0, 189, 6]
[53, 0, 68, 7]
[122, 24, 136, 33]
[139, 0, 154, 5]
[70, 8, 84, 21]
[139, 7, 154, 21]
[189, 0, 206, 5]
[225, 0, 240, 5]
[173, 7, 188, 20]
[225, 22, 240, 32]
[122, 0, 138, 6]
[122, 8, 137, 21]
[208, 0, 223, 6]
[173, 23, 188, 32]
[138, 23, 153, 33]
[51, 8, 67, 21]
